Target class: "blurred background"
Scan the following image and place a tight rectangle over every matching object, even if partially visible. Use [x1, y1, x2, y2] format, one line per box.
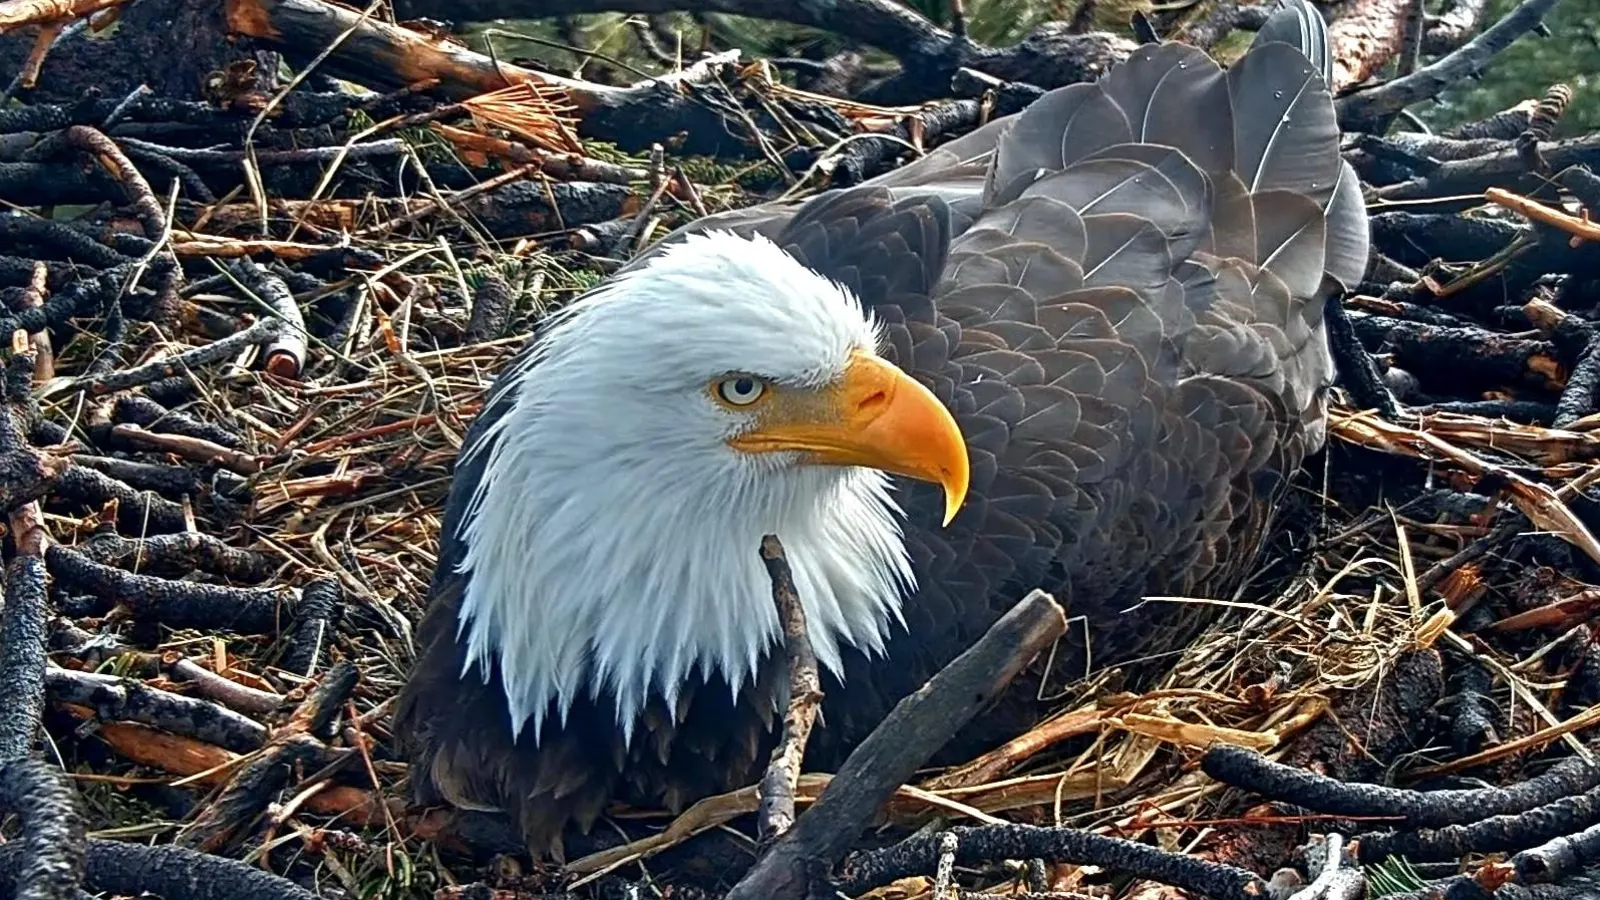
[457, 0, 1598, 137]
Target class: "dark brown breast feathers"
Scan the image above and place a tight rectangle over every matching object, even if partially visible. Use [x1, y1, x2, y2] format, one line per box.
[392, 0, 1371, 857]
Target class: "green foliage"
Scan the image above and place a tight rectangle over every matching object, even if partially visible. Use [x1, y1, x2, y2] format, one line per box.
[355, 844, 441, 900]
[902, 0, 1065, 44]
[1365, 855, 1429, 897]
[1416, 0, 1599, 137]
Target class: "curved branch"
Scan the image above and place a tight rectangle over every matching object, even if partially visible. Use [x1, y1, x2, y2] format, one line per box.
[1335, 0, 1563, 127]
[0, 839, 317, 900]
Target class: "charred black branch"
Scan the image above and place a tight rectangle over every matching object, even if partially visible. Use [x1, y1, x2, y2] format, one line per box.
[1326, 297, 1399, 418]
[1176, 2, 1274, 50]
[829, 99, 982, 185]
[67, 455, 203, 501]
[274, 577, 343, 679]
[230, 258, 307, 380]
[45, 316, 282, 400]
[1445, 655, 1502, 756]
[1354, 779, 1600, 863]
[0, 218, 129, 272]
[172, 732, 327, 854]
[72, 530, 274, 582]
[116, 136, 408, 168]
[1346, 313, 1562, 394]
[50, 464, 190, 535]
[44, 667, 269, 753]
[1374, 132, 1600, 203]
[1555, 333, 1600, 427]
[44, 546, 297, 634]
[0, 759, 87, 900]
[1202, 746, 1600, 828]
[50, 622, 285, 717]
[113, 395, 247, 451]
[0, 446, 67, 517]
[372, 0, 1133, 104]
[390, 0, 965, 77]
[1513, 821, 1600, 884]
[727, 590, 1067, 900]
[0, 838, 317, 900]
[0, 556, 51, 761]
[837, 824, 1268, 900]
[466, 272, 515, 344]
[175, 661, 358, 854]
[1368, 212, 1527, 267]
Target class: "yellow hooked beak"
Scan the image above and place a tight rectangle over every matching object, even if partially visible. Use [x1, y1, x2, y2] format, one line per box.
[727, 350, 970, 526]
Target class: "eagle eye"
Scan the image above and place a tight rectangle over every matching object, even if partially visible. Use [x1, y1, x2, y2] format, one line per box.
[713, 375, 768, 407]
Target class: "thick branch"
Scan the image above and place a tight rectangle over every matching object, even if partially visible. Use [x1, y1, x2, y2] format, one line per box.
[724, 589, 1068, 900]
[1327, 0, 1411, 90]
[0, 556, 50, 761]
[0, 839, 317, 900]
[0, 760, 86, 900]
[1335, 0, 1563, 127]
[46, 667, 269, 753]
[225, 0, 748, 154]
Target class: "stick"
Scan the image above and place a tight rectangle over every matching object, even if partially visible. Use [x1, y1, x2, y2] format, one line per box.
[61, 126, 167, 241]
[45, 545, 298, 634]
[755, 535, 821, 844]
[1202, 745, 1600, 828]
[108, 423, 261, 474]
[0, 760, 87, 900]
[45, 667, 269, 753]
[1487, 186, 1600, 243]
[0, 504, 50, 761]
[53, 622, 285, 715]
[839, 823, 1267, 900]
[230, 258, 307, 380]
[43, 314, 281, 400]
[1335, 0, 1563, 127]
[724, 588, 1067, 900]
[0, 838, 317, 900]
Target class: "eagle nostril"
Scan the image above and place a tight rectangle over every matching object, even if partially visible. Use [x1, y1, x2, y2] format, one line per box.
[857, 390, 888, 414]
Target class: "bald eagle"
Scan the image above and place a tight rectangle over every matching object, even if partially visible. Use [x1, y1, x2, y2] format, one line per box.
[393, 0, 1370, 859]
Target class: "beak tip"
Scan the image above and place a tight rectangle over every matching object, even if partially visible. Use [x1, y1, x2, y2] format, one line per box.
[940, 472, 969, 528]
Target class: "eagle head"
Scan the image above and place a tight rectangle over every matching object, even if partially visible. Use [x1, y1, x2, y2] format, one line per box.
[450, 229, 970, 744]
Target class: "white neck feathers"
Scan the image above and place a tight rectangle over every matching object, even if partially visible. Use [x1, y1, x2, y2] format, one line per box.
[449, 233, 919, 745]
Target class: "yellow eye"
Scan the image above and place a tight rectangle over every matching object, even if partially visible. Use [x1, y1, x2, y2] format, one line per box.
[714, 376, 767, 407]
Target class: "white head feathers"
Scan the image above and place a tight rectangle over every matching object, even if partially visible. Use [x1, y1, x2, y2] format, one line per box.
[452, 230, 919, 744]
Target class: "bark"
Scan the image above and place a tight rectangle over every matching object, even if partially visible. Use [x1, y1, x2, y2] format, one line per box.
[0, 0, 270, 103]
[1327, 0, 1411, 89]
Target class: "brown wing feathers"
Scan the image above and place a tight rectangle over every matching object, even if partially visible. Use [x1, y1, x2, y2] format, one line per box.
[825, 1, 1368, 705]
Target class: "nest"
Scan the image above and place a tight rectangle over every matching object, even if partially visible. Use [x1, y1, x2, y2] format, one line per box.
[3, 0, 1600, 897]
